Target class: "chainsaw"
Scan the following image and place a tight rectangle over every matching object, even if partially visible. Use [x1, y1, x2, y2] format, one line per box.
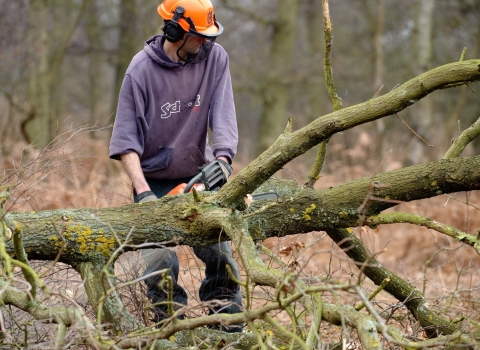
[167, 160, 278, 201]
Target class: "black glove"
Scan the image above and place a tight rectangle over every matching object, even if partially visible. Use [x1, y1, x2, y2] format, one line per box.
[137, 191, 158, 203]
[200, 158, 233, 191]
[215, 158, 233, 178]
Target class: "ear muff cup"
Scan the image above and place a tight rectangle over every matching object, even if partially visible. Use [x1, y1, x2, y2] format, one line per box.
[164, 21, 185, 43]
[163, 6, 186, 43]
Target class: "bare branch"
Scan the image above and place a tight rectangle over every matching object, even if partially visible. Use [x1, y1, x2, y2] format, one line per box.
[443, 116, 480, 159]
[366, 212, 480, 254]
[215, 60, 480, 207]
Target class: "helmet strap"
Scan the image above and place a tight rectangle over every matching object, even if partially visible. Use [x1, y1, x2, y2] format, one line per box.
[185, 16, 197, 31]
[175, 38, 189, 63]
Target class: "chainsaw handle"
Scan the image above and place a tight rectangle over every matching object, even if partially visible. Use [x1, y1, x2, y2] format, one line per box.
[184, 159, 231, 193]
[183, 173, 202, 193]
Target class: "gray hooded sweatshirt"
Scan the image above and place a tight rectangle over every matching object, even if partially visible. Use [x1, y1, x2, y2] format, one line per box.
[109, 35, 238, 179]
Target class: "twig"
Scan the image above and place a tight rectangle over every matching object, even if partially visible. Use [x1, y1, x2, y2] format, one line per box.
[11, 224, 37, 298]
[305, 0, 341, 188]
[459, 47, 467, 61]
[264, 314, 309, 350]
[395, 112, 433, 147]
[442, 193, 480, 211]
[355, 278, 390, 311]
[305, 292, 323, 348]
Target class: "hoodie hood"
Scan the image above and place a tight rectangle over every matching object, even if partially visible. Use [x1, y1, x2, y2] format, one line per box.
[144, 35, 183, 69]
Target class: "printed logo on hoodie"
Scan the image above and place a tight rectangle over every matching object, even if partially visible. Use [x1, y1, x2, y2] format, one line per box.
[161, 95, 201, 119]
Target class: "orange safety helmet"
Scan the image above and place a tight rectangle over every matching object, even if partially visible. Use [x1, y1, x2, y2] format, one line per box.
[158, 0, 223, 39]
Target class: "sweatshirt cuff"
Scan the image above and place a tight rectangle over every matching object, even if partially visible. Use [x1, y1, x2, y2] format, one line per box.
[214, 149, 233, 164]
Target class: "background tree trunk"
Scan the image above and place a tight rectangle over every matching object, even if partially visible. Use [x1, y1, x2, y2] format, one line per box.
[26, 0, 51, 147]
[305, 0, 326, 123]
[372, 0, 389, 167]
[255, 0, 300, 155]
[409, 0, 436, 164]
[24, 0, 87, 147]
[110, 0, 141, 125]
[85, 0, 102, 134]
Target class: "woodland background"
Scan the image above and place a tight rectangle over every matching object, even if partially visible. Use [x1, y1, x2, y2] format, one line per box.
[0, 0, 480, 348]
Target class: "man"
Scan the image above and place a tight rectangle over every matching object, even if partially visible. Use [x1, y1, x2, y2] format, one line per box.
[109, 0, 242, 332]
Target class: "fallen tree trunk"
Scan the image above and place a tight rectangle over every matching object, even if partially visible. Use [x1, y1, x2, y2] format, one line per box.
[5, 155, 480, 265]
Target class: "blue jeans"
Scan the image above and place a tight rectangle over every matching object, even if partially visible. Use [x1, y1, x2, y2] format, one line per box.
[135, 177, 243, 331]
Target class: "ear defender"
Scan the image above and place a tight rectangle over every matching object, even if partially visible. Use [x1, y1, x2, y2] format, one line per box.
[163, 6, 185, 43]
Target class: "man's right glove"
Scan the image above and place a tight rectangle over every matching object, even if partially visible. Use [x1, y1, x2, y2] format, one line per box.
[137, 191, 158, 203]
[184, 159, 233, 193]
[200, 158, 233, 191]
[215, 158, 233, 178]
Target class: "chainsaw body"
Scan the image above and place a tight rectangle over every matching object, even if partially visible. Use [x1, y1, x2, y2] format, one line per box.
[167, 181, 278, 201]
[166, 160, 279, 201]
[167, 182, 204, 195]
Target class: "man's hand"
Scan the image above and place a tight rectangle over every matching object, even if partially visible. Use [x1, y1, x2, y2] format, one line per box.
[202, 159, 233, 191]
[216, 156, 230, 165]
[184, 158, 233, 193]
[137, 191, 158, 203]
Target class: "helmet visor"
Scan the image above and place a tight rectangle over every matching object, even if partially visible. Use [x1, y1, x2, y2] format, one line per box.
[189, 19, 224, 38]
[176, 33, 216, 64]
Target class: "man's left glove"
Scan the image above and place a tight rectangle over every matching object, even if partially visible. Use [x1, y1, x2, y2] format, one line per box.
[137, 191, 158, 203]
